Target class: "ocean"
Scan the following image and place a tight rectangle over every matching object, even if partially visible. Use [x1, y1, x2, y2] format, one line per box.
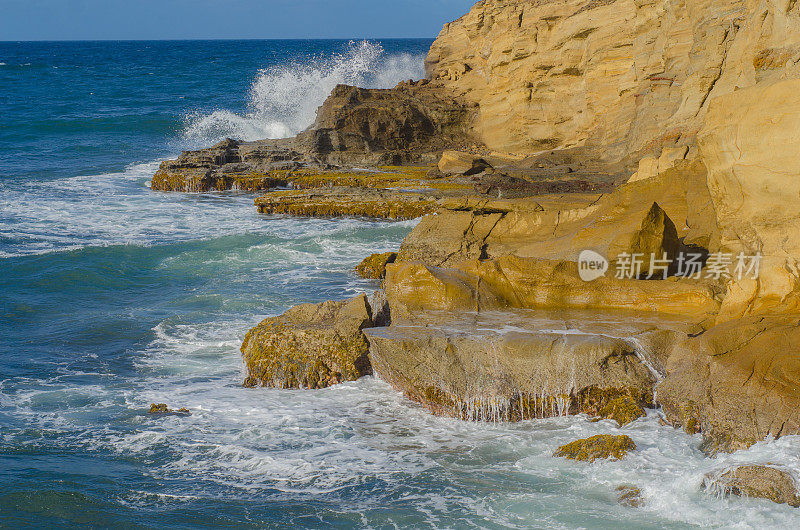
[1, 39, 800, 528]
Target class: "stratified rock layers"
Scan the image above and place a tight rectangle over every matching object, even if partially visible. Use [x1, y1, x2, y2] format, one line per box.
[426, 0, 800, 164]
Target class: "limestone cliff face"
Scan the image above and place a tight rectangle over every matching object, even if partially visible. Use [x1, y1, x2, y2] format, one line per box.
[426, 0, 800, 162]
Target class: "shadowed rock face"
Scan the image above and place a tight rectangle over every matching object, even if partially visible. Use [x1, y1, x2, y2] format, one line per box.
[704, 465, 800, 507]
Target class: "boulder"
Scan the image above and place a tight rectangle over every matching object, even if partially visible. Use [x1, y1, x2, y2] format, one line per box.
[356, 252, 397, 279]
[598, 396, 646, 427]
[241, 294, 374, 389]
[438, 150, 489, 175]
[553, 435, 636, 462]
[658, 315, 800, 453]
[703, 465, 800, 507]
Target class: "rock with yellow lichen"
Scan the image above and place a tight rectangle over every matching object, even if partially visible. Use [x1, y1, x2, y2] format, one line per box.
[148, 403, 191, 416]
[554, 435, 636, 462]
[255, 187, 438, 220]
[356, 252, 397, 279]
[241, 294, 375, 389]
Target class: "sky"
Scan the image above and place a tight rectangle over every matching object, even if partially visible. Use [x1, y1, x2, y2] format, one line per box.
[0, 0, 475, 41]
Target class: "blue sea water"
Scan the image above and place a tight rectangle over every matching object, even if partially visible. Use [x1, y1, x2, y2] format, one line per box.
[2, 40, 800, 528]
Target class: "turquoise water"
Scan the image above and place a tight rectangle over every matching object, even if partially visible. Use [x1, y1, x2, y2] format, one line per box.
[2, 40, 800, 528]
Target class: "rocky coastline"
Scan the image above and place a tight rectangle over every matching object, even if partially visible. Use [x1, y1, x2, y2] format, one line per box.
[152, 0, 800, 508]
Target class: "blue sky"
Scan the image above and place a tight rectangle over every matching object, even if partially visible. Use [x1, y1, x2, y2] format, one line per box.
[0, 0, 475, 41]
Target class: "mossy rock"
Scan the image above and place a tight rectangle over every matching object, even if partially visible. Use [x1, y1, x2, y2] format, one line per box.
[598, 396, 646, 426]
[356, 252, 397, 279]
[148, 403, 191, 416]
[554, 434, 636, 462]
[241, 294, 374, 389]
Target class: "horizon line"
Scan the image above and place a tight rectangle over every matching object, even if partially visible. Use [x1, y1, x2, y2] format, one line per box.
[0, 37, 438, 44]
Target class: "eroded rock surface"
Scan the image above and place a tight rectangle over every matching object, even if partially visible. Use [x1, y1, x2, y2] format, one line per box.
[658, 315, 800, 453]
[241, 294, 375, 389]
[365, 309, 678, 422]
[704, 465, 800, 507]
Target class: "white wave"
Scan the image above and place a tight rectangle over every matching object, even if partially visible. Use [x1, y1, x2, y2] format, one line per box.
[181, 40, 426, 146]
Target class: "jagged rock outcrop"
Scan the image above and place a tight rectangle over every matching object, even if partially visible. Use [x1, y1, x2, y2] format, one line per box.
[220, 0, 800, 459]
[241, 294, 375, 389]
[704, 465, 800, 507]
[152, 82, 477, 192]
[426, 0, 800, 168]
[396, 159, 717, 267]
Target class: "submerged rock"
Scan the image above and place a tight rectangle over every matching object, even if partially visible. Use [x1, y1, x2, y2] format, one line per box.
[553, 435, 636, 462]
[616, 485, 644, 508]
[703, 466, 800, 507]
[241, 294, 374, 389]
[356, 252, 397, 280]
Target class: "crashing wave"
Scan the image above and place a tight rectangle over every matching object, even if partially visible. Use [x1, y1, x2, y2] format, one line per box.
[181, 40, 426, 146]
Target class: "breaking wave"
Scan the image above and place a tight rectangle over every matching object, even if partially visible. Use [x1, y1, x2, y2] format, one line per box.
[181, 40, 426, 146]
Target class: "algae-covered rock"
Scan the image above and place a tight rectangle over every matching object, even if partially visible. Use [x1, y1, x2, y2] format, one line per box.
[616, 485, 644, 508]
[703, 466, 800, 507]
[241, 294, 374, 389]
[597, 395, 646, 427]
[553, 434, 636, 462]
[356, 252, 397, 279]
[255, 187, 437, 220]
[148, 403, 191, 416]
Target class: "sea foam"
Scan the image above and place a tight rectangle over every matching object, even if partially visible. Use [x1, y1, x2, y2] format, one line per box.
[181, 40, 426, 146]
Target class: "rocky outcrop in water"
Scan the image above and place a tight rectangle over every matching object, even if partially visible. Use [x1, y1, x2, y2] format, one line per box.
[554, 434, 637, 462]
[241, 295, 375, 389]
[356, 252, 397, 280]
[148, 0, 800, 468]
[703, 465, 800, 507]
